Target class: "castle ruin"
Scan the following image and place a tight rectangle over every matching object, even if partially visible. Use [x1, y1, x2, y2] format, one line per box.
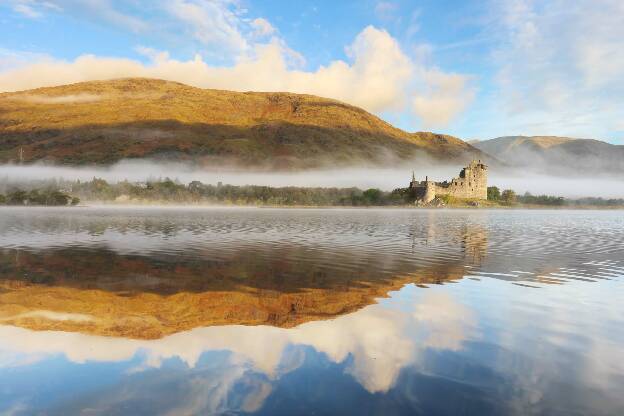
[409, 160, 488, 204]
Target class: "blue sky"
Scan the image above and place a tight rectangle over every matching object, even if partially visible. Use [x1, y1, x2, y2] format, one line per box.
[1, 0, 623, 143]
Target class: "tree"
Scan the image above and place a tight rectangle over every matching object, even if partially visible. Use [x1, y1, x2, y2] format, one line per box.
[501, 189, 516, 204]
[7, 189, 27, 205]
[362, 188, 382, 205]
[487, 186, 500, 201]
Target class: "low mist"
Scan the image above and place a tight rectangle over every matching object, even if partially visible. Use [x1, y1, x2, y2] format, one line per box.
[0, 160, 622, 198]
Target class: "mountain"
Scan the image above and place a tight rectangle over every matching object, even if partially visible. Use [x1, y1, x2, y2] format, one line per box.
[472, 136, 624, 176]
[0, 78, 486, 169]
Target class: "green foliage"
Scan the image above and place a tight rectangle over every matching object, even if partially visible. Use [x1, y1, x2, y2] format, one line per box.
[517, 192, 565, 206]
[0, 188, 75, 206]
[568, 197, 624, 207]
[6, 190, 27, 205]
[438, 194, 454, 204]
[501, 189, 516, 204]
[362, 188, 382, 205]
[65, 179, 416, 206]
[487, 186, 501, 201]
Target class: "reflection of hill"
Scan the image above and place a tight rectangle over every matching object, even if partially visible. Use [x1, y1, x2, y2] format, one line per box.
[0, 252, 469, 339]
[0, 209, 490, 339]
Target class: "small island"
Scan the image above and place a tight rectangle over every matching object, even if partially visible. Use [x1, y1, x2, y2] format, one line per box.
[1, 163, 622, 208]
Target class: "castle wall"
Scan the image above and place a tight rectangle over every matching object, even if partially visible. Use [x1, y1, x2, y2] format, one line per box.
[410, 161, 488, 203]
[409, 180, 437, 203]
[435, 161, 487, 200]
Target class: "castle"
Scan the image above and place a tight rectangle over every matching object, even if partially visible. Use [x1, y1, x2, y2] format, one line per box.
[409, 160, 488, 204]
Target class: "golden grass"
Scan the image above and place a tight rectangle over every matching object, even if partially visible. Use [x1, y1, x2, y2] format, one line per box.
[0, 78, 484, 167]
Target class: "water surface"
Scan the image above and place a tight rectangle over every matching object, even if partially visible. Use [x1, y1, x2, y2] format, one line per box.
[0, 208, 623, 415]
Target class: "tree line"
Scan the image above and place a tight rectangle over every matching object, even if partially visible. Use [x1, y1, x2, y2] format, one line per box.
[68, 178, 410, 206]
[1, 179, 622, 207]
[0, 188, 79, 206]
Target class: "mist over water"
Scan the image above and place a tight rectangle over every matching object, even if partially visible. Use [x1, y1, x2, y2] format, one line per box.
[0, 160, 623, 198]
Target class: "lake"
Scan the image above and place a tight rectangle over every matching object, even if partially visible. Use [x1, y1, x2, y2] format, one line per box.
[0, 207, 623, 415]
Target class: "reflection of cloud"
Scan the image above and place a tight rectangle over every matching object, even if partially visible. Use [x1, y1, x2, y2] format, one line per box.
[413, 293, 476, 351]
[0, 287, 476, 397]
[0, 350, 46, 369]
[0, 310, 94, 323]
[292, 306, 413, 393]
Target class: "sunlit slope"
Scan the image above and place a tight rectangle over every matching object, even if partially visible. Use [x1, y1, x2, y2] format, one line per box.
[0, 78, 484, 168]
[473, 135, 624, 176]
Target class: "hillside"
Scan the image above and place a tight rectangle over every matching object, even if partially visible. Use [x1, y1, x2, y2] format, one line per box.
[0, 78, 485, 169]
[473, 136, 624, 176]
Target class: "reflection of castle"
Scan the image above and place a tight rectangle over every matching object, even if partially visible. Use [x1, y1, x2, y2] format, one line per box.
[461, 223, 488, 265]
[420, 212, 488, 265]
[409, 161, 488, 203]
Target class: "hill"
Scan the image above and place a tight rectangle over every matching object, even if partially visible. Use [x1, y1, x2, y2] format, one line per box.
[472, 135, 624, 176]
[0, 78, 485, 169]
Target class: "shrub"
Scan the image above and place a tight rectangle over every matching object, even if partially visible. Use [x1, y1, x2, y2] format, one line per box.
[501, 189, 516, 204]
[487, 186, 500, 201]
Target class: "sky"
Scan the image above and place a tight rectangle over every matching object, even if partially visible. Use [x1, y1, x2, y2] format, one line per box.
[0, 0, 623, 143]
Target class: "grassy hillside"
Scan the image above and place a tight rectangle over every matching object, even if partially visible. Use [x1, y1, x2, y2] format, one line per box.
[473, 135, 624, 176]
[0, 78, 485, 168]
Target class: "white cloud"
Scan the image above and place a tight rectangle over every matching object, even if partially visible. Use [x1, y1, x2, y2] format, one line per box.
[412, 69, 475, 128]
[13, 3, 42, 18]
[10, 1, 62, 19]
[251, 17, 275, 37]
[42, 0, 146, 31]
[0, 26, 473, 127]
[0, 48, 50, 71]
[374, 1, 398, 21]
[491, 0, 624, 137]
[166, 0, 249, 55]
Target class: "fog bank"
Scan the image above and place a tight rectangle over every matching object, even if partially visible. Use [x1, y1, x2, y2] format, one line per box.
[0, 161, 622, 198]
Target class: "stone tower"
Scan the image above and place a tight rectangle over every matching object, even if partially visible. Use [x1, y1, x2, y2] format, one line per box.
[423, 176, 436, 203]
[460, 160, 488, 200]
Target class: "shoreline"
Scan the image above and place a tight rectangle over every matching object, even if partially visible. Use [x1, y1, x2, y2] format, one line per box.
[1, 203, 622, 210]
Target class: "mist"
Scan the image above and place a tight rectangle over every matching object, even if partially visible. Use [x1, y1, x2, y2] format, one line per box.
[0, 160, 622, 199]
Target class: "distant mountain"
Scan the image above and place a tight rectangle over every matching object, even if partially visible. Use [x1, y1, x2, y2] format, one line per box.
[472, 136, 624, 176]
[0, 78, 487, 169]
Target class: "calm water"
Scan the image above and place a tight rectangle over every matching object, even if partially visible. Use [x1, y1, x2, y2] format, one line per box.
[0, 207, 623, 415]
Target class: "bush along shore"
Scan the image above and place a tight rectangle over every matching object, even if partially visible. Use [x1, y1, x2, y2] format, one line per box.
[1, 179, 622, 208]
[0, 189, 79, 206]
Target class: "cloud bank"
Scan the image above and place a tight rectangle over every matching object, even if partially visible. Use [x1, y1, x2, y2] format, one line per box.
[492, 0, 624, 138]
[0, 0, 474, 129]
